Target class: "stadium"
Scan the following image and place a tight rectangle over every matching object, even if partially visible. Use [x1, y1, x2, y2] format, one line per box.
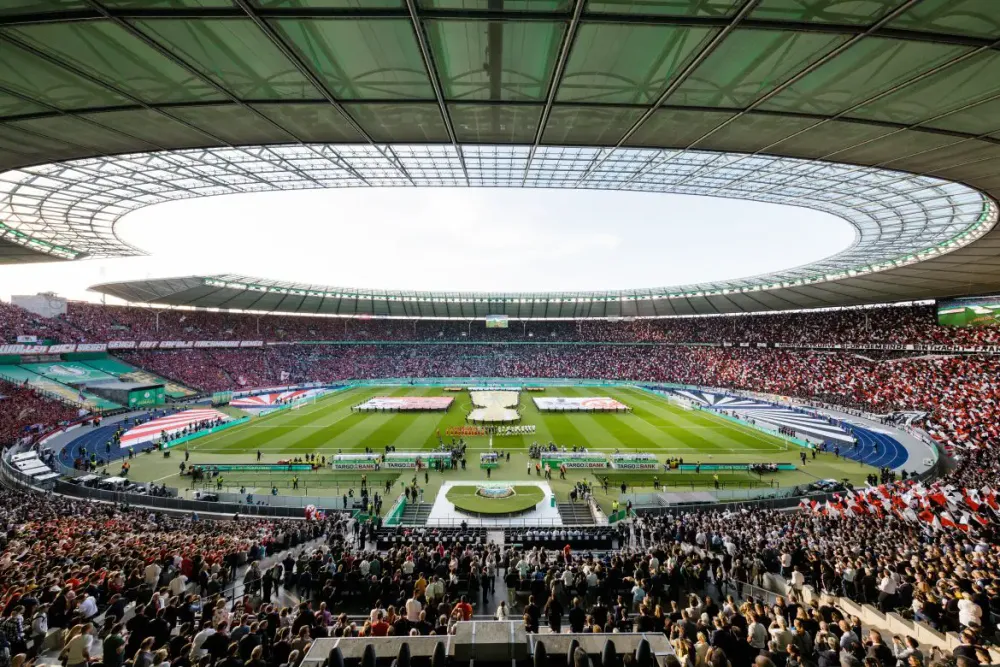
[1, 3, 999, 667]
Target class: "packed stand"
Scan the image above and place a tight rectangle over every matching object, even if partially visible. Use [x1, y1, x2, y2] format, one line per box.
[0, 379, 81, 448]
[0, 301, 996, 348]
[119, 349, 285, 392]
[0, 301, 78, 344]
[56, 303, 971, 346]
[623, 441, 1000, 655]
[0, 486, 332, 663]
[162, 513, 998, 667]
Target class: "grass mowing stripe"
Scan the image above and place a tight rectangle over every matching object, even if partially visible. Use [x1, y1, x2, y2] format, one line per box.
[608, 388, 709, 453]
[416, 407, 473, 451]
[393, 410, 453, 452]
[679, 402, 795, 452]
[615, 388, 731, 453]
[119, 383, 881, 504]
[541, 411, 605, 451]
[519, 395, 556, 448]
[248, 390, 388, 452]
[361, 388, 439, 451]
[626, 387, 783, 453]
[622, 387, 795, 454]
[530, 386, 609, 450]
[560, 386, 657, 452]
[600, 387, 696, 452]
[206, 388, 376, 452]
[289, 387, 415, 453]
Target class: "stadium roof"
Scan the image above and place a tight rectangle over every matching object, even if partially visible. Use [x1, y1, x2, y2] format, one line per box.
[4, 0, 1000, 315]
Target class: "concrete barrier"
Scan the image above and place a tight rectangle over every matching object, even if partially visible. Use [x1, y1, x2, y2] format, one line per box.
[750, 573, 1000, 663]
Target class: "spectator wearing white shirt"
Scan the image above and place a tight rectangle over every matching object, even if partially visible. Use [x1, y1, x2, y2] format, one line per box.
[780, 552, 793, 577]
[769, 617, 793, 652]
[405, 595, 422, 622]
[842, 564, 857, 597]
[168, 573, 188, 597]
[723, 538, 737, 557]
[64, 623, 95, 667]
[877, 570, 898, 612]
[426, 576, 445, 605]
[790, 567, 805, 592]
[747, 614, 768, 649]
[144, 562, 162, 587]
[78, 594, 98, 620]
[957, 593, 982, 629]
[191, 626, 216, 660]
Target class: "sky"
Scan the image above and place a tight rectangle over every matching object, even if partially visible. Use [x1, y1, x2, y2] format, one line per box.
[0, 188, 854, 303]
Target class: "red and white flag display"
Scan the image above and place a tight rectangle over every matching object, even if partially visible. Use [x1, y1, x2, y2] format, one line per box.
[799, 478, 995, 533]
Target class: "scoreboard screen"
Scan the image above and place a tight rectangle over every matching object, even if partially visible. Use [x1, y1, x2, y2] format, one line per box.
[938, 296, 1000, 327]
[211, 391, 233, 406]
[485, 314, 509, 328]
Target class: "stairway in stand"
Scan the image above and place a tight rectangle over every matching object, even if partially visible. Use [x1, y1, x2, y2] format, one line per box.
[400, 501, 433, 525]
[556, 502, 595, 525]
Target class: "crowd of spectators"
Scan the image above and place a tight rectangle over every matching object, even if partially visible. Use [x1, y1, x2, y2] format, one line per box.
[62, 499, 988, 667]
[0, 302, 78, 344]
[2, 303, 1000, 667]
[57, 302, 1000, 346]
[620, 437, 1000, 658]
[491, 531, 997, 664]
[3, 301, 1000, 348]
[0, 486, 331, 664]
[0, 379, 80, 448]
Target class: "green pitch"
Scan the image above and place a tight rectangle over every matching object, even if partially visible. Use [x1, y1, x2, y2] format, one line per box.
[125, 385, 876, 513]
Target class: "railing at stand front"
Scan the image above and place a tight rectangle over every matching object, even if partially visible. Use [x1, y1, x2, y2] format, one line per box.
[46, 479, 316, 518]
[392, 516, 610, 528]
[726, 579, 782, 606]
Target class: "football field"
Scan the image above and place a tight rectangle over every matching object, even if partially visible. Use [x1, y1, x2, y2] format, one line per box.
[126, 384, 876, 511]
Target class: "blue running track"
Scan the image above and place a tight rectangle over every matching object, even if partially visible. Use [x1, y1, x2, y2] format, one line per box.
[833, 424, 909, 470]
[58, 408, 179, 469]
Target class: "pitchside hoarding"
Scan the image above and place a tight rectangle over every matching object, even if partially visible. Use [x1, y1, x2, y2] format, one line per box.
[541, 452, 609, 468]
[384, 451, 452, 469]
[610, 453, 659, 470]
[332, 454, 381, 470]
